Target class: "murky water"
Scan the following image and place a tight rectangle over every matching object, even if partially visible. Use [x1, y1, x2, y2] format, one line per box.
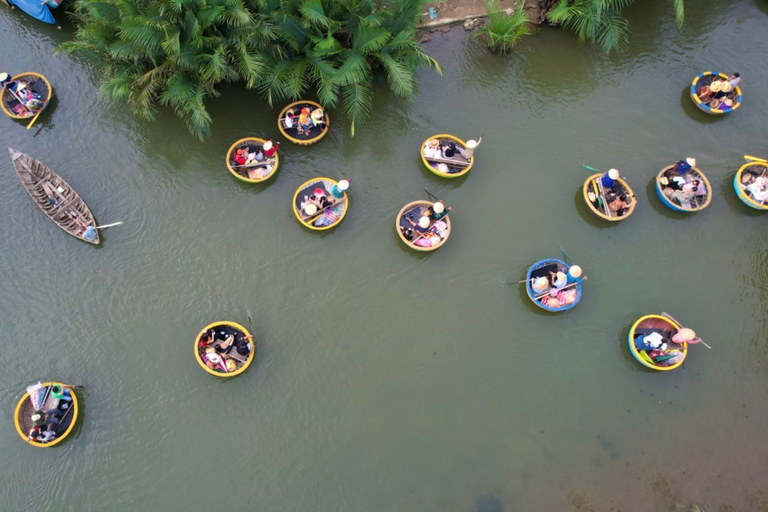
[1, 1, 768, 510]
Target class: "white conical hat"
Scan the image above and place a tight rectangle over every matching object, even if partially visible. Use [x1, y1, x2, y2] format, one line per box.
[568, 265, 582, 278]
[466, 139, 478, 148]
[304, 203, 317, 216]
[263, 140, 273, 151]
[418, 216, 430, 229]
[608, 169, 620, 180]
[686, 158, 696, 167]
[533, 277, 548, 290]
[0, 73, 8, 82]
[433, 202, 445, 213]
[337, 179, 349, 191]
[678, 328, 696, 341]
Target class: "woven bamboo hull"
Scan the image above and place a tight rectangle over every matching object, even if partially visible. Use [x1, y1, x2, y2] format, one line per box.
[225, 137, 279, 183]
[277, 101, 329, 145]
[1, 72, 52, 119]
[655, 165, 712, 212]
[733, 161, 768, 210]
[14, 382, 79, 447]
[395, 200, 451, 251]
[194, 321, 255, 377]
[525, 258, 581, 312]
[628, 315, 687, 371]
[690, 71, 742, 115]
[292, 177, 348, 230]
[420, 134, 475, 178]
[9, 148, 99, 244]
[582, 173, 636, 221]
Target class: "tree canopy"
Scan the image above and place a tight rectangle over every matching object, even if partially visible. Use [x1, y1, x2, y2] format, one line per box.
[60, 0, 440, 139]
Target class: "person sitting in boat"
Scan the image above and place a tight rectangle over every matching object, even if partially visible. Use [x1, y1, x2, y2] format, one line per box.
[263, 140, 279, 158]
[747, 176, 768, 202]
[566, 265, 584, 284]
[549, 270, 567, 291]
[424, 139, 441, 160]
[427, 201, 450, 221]
[284, 109, 296, 129]
[0, 72, 10, 89]
[673, 159, 693, 175]
[233, 148, 247, 166]
[214, 334, 235, 354]
[728, 72, 741, 89]
[199, 331, 214, 349]
[310, 108, 325, 128]
[298, 108, 311, 135]
[698, 84, 714, 102]
[531, 277, 549, 295]
[246, 146, 264, 164]
[401, 226, 415, 241]
[600, 168, 620, 188]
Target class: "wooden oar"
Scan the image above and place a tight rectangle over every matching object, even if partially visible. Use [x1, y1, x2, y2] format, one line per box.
[27, 106, 44, 129]
[423, 188, 455, 213]
[559, 245, 573, 265]
[505, 278, 530, 285]
[661, 311, 712, 349]
[94, 222, 123, 230]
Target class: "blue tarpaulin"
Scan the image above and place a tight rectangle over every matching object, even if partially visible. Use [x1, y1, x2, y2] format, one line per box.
[8, 0, 56, 24]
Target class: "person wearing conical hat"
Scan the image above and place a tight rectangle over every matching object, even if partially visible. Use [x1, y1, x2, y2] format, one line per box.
[550, 270, 567, 290]
[601, 168, 620, 188]
[0, 72, 11, 89]
[424, 139, 441, 159]
[532, 277, 549, 294]
[566, 265, 586, 285]
[263, 139, 279, 158]
[428, 201, 450, 221]
[310, 108, 324, 127]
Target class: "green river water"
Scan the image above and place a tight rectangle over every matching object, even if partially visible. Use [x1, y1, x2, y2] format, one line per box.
[2, 1, 768, 510]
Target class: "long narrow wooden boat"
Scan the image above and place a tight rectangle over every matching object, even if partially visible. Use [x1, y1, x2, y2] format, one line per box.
[5, 0, 63, 24]
[655, 162, 712, 212]
[225, 137, 279, 183]
[525, 258, 582, 312]
[277, 100, 329, 145]
[15, 382, 79, 447]
[396, 200, 451, 251]
[420, 134, 475, 178]
[733, 158, 768, 210]
[293, 177, 349, 230]
[690, 71, 742, 115]
[628, 314, 687, 371]
[9, 148, 99, 244]
[583, 173, 636, 221]
[1, 72, 53, 120]
[195, 321, 255, 378]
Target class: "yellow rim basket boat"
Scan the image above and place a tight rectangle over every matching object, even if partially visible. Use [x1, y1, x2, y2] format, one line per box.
[1, 72, 52, 120]
[690, 71, 742, 115]
[15, 382, 79, 447]
[277, 100, 329, 145]
[583, 173, 636, 221]
[292, 177, 349, 230]
[420, 134, 474, 178]
[655, 162, 712, 212]
[194, 321, 255, 378]
[225, 137, 279, 183]
[733, 157, 768, 211]
[395, 200, 451, 251]
[628, 314, 688, 371]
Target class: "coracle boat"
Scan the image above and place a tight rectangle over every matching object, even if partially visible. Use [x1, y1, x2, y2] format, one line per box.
[690, 71, 742, 115]
[15, 382, 79, 447]
[9, 148, 99, 244]
[628, 314, 687, 371]
[525, 258, 582, 312]
[225, 137, 279, 183]
[420, 134, 475, 178]
[396, 200, 451, 251]
[293, 177, 349, 230]
[583, 171, 636, 221]
[195, 321, 255, 377]
[1, 72, 52, 120]
[277, 100, 329, 145]
[733, 156, 768, 210]
[655, 159, 712, 212]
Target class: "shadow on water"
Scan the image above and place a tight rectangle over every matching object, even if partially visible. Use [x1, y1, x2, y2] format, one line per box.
[644, 179, 696, 219]
[679, 87, 725, 125]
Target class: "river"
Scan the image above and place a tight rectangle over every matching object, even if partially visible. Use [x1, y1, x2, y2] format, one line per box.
[1, 1, 767, 510]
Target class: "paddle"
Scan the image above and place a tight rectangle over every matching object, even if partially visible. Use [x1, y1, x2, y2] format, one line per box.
[744, 155, 767, 163]
[424, 187, 455, 213]
[26, 108, 43, 129]
[559, 245, 573, 265]
[505, 279, 530, 285]
[94, 222, 123, 230]
[661, 311, 712, 349]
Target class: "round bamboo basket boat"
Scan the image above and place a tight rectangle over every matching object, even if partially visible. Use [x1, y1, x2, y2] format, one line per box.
[583, 173, 636, 221]
[14, 382, 79, 447]
[395, 200, 451, 251]
[1, 72, 53, 120]
[690, 71, 742, 115]
[420, 134, 475, 178]
[655, 163, 712, 212]
[292, 177, 348, 231]
[733, 160, 768, 210]
[628, 315, 687, 371]
[525, 258, 582, 312]
[194, 321, 255, 378]
[225, 137, 279, 183]
[277, 100, 329, 145]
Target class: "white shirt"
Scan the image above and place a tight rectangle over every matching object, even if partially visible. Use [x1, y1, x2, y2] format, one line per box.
[423, 145, 441, 159]
[729, 77, 741, 88]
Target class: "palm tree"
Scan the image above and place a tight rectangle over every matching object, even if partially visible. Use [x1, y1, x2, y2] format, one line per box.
[252, 0, 441, 135]
[474, 1, 533, 54]
[546, 0, 684, 54]
[60, 0, 274, 140]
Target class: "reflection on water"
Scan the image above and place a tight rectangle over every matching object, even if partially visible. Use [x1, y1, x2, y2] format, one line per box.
[1, 0, 768, 511]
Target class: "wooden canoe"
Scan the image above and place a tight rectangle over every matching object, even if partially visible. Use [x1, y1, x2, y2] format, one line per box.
[525, 258, 581, 312]
[225, 137, 279, 183]
[9, 148, 99, 244]
[277, 100, 329, 145]
[690, 71, 742, 115]
[15, 382, 79, 447]
[421, 134, 474, 178]
[655, 163, 712, 212]
[195, 321, 255, 378]
[628, 314, 687, 371]
[292, 177, 348, 230]
[733, 160, 768, 210]
[396, 200, 451, 251]
[583, 173, 636, 221]
[1, 72, 52, 120]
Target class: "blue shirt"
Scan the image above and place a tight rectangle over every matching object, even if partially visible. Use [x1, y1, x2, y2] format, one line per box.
[601, 173, 616, 188]
[566, 274, 583, 285]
